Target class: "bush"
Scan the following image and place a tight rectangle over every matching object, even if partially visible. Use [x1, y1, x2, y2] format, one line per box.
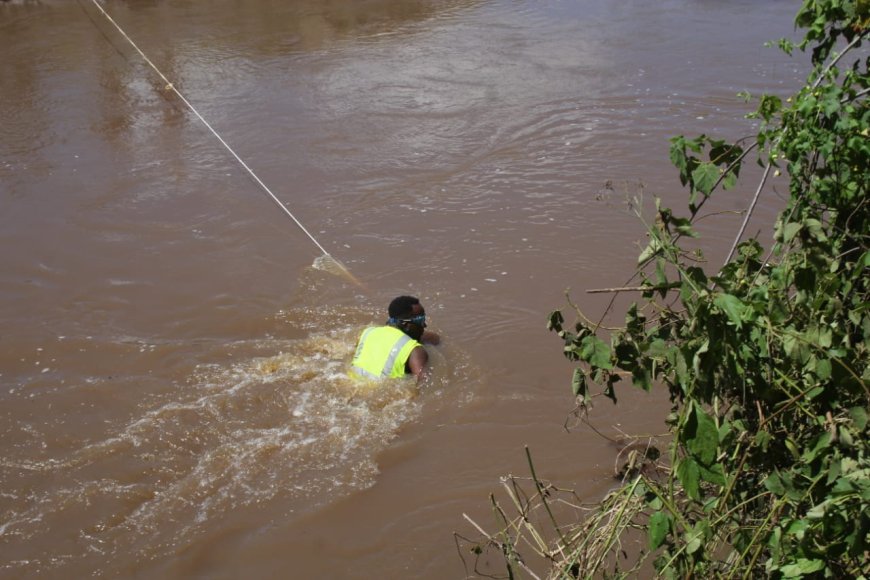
[463, 2, 868, 578]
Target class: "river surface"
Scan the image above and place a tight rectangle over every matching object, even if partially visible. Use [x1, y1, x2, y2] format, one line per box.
[2, 0, 804, 577]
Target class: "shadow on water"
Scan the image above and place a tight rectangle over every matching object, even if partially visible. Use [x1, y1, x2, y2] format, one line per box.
[77, 0, 483, 55]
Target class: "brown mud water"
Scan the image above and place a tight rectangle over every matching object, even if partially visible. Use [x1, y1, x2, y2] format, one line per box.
[1, 0, 803, 577]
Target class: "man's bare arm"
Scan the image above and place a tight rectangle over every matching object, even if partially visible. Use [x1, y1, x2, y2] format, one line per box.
[420, 330, 440, 345]
[407, 346, 429, 381]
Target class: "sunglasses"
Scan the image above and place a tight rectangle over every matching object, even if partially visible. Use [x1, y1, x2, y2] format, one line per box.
[398, 314, 427, 327]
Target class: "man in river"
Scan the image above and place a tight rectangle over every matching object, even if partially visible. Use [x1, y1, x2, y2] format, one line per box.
[350, 296, 440, 382]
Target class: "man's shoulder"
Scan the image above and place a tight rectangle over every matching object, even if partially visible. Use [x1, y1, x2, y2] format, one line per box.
[363, 325, 416, 341]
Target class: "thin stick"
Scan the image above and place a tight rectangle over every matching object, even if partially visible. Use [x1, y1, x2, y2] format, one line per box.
[586, 285, 656, 294]
[811, 31, 868, 90]
[462, 513, 543, 580]
[525, 446, 569, 547]
[564, 290, 621, 331]
[722, 160, 773, 268]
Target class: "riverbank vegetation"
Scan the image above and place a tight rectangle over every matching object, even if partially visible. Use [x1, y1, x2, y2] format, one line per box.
[460, 1, 868, 577]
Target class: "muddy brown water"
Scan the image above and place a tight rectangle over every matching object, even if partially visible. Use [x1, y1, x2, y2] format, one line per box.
[2, 0, 803, 577]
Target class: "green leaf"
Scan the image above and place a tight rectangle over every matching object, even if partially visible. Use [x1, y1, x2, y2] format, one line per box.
[785, 518, 808, 539]
[685, 403, 719, 466]
[632, 365, 652, 392]
[671, 216, 698, 237]
[698, 462, 726, 486]
[807, 502, 828, 519]
[827, 458, 842, 486]
[755, 430, 772, 451]
[673, 347, 690, 391]
[669, 136, 689, 182]
[776, 37, 795, 55]
[802, 432, 831, 463]
[782, 222, 802, 242]
[849, 406, 868, 431]
[785, 438, 801, 461]
[757, 94, 782, 121]
[625, 303, 645, 334]
[648, 511, 671, 550]
[832, 477, 856, 495]
[779, 558, 825, 577]
[692, 339, 710, 374]
[765, 472, 785, 495]
[655, 258, 667, 287]
[817, 326, 832, 348]
[638, 237, 662, 265]
[722, 169, 737, 190]
[714, 293, 748, 329]
[804, 218, 826, 241]
[815, 358, 832, 380]
[821, 93, 840, 115]
[579, 335, 613, 369]
[684, 522, 707, 555]
[691, 162, 720, 195]
[677, 457, 701, 501]
[648, 339, 669, 358]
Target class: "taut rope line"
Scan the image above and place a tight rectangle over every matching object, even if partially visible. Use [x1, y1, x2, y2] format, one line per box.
[87, 0, 358, 283]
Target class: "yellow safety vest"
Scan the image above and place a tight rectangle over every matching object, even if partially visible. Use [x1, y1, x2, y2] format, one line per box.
[350, 326, 421, 379]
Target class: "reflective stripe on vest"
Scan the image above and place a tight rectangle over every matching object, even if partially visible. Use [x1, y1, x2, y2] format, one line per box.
[350, 326, 419, 379]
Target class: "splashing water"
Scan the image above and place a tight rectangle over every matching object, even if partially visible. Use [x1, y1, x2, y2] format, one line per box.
[311, 254, 365, 288]
[0, 322, 422, 575]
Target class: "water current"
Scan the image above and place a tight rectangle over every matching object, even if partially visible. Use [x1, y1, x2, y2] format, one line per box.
[1, 0, 805, 577]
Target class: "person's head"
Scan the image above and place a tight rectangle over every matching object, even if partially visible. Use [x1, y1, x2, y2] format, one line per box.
[387, 295, 427, 340]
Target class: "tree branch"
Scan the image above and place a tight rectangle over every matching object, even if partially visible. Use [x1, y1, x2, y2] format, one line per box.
[722, 160, 774, 269]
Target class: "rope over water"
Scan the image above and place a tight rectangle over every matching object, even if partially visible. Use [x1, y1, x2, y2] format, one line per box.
[85, 0, 361, 287]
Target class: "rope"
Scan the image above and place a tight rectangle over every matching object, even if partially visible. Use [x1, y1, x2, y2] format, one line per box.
[87, 0, 333, 259]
